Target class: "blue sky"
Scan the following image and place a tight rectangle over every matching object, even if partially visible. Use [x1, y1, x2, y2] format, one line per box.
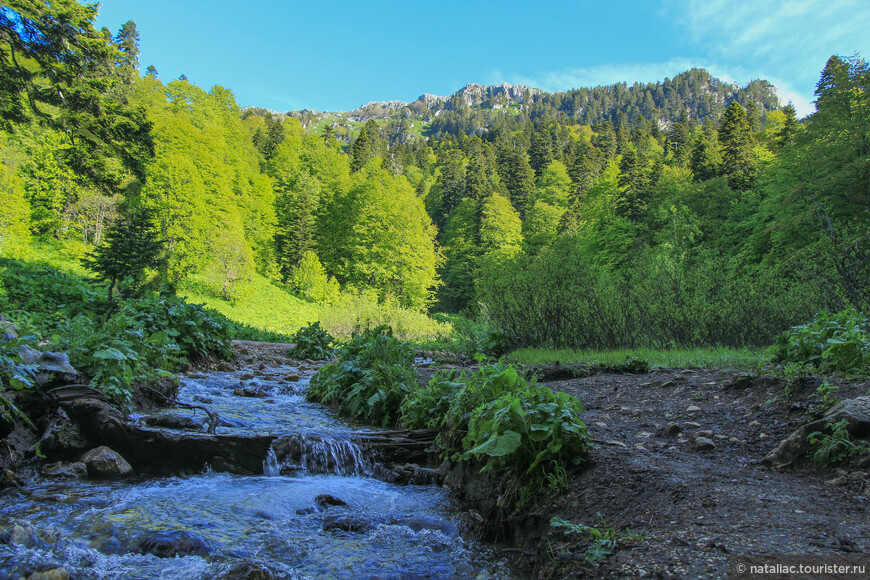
[96, 0, 869, 117]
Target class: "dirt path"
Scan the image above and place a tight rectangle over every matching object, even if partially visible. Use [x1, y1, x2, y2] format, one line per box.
[537, 369, 870, 578]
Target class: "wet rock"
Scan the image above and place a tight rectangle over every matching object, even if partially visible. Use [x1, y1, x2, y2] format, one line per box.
[0, 531, 10, 545]
[685, 405, 702, 413]
[285, 374, 300, 382]
[43, 461, 88, 479]
[217, 561, 283, 579]
[0, 469, 21, 488]
[239, 372, 255, 380]
[80, 446, 133, 478]
[233, 387, 269, 398]
[138, 529, 213, 558]
[39, 409, 90, 456]
[694, 437, 716, 451]
[694, 430, 715, 439]
[141, 414, 205, 431]
[315, 494, 347, 508]
[27, 568, 70, 580]
[217, 361, 235, 372]
[11, 524, 38, 547]
[663, 423, 682, 437]
[321, 515, 373, 534]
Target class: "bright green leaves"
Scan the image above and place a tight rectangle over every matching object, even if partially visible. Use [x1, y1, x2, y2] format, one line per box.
[771, 309, 870, 375]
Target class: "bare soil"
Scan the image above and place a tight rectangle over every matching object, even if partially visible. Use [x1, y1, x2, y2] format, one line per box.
[531, 368, 870, 579]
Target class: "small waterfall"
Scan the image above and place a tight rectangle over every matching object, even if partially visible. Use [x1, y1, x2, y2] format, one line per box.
[267, 434, 371, 476]
[262, 446, 281, 476]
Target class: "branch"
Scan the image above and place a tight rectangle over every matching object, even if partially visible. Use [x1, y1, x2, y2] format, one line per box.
[139, 384, 220, 434]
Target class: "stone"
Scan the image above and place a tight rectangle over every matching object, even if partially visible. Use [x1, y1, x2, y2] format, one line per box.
[43, 462, 88, 479]
[80, 446, 133, 478]
[0, 469, 21, 488]
[137, 530, 213, 558]
[315, 494, 347, 508]
[694, 437, 716, 451]
[694, 430, 714, 439]
[663, 423, 682, 437]
[239, 372, 255, 380]
[233, 387, 269, 398]
[141, 414, 205, 431]
[286, 374, 300, 382]
[217, 561, 283, 580]
[321, 515, 373, 534]
[217, 361, 235, 372]
[748, 420, 761, 428]
[714, 434, 729, 441]
[686, 405, 702, 413]
[11, 524, 37, 547]
[27, 569, 70, 580]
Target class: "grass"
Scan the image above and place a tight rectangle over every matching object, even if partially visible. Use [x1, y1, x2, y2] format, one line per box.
[179, 273, 322, 337]
[506, 347, 767, 370]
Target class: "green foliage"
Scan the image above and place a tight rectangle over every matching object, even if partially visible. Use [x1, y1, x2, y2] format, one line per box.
[808, 420, 870, 465]
[307, 326, 418, 426]
[604, 356, 650, 374]
[319, 292, 451, 342]
[550, 515, 643, 564]
[771, 309, 870, 375]
[82, 205, 165, 301]
[291, 251, 339, 305]
[454, 367, 589, 476]
[399, 370, 463, 429]
[506, 346, 765, 369]
[0, 332, 38, 424]
[0, 258, 232, 405]
[288, 322, 334, 360]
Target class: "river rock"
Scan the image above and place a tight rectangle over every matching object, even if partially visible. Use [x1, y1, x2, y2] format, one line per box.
[27, 569, 70, 580]
[137, 530, 213, 558]
[663, 423, 682, 437]
[0, 469, 21, 488]
[217, 561, 283, 579]
[141, 414, 205, 431]
[217, 361, 235, 372]
[763, 396, 870, 468]
[80, 446, 133, 478]
[694, 437, 716, 451]
[321, 515, 373, 534]
[233, 387, 269, 398]
[315, 494, 347, 508]
[43, 461, 88, 479]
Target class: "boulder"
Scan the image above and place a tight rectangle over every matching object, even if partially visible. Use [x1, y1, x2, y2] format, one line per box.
[321, 515, 373, 534]
[314, 494, 347, 508]
[43, 461, 88, 479]
[80, 446, 133, 478]
[137, 529, 213, 558]
[140, 414, 205, 431]
[762, 396, 870, 468]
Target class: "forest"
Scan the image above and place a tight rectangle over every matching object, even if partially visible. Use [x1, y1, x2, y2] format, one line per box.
[1, 4, 868, 355]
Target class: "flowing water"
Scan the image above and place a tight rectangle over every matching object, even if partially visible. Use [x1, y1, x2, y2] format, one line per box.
[0, 364, 514, 579]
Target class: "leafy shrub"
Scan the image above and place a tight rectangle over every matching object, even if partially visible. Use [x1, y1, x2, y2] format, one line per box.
[307, 326, 418, 426]
[602, 356, 650, 374]
[0, 333, 38, 424]
[320, 293, 451, 342]
[462, 372, 590, 477]
[288, 322, 334, 360]
[399, 370, 464, 429]
[771, 309, 870, 375]
[808, 419, 870, 465]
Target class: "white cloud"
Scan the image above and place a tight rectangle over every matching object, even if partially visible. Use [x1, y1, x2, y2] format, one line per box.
[673, 0, 870, 108]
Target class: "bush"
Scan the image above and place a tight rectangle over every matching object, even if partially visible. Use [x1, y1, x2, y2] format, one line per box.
[771, 309, 870, 375]
[288, 322, 334, 360]
[307, 326, 418, 426]
[320, 292, 451, 342]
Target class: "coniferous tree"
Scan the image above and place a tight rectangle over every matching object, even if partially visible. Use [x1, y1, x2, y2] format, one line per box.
[82, 205, 165, 301]
[719, 101, 755, 191]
